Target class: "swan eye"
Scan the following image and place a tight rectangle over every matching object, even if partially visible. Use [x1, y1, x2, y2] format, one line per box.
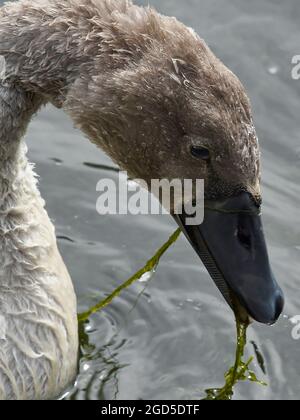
[190, 146, 210, 161]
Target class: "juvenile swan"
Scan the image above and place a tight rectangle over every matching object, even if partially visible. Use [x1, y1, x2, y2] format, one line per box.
[0, 0, 284, 400]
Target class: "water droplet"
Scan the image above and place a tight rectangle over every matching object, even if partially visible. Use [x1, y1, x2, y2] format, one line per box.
[289, 316, 300, 325]
[268, 66, 279, 75]
[139, 271, 153, 283]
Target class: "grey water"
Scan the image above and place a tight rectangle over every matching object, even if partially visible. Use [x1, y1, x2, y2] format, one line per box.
[3, 0, 300, 400]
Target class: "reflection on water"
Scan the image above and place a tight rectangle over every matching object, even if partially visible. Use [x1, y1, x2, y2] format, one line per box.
[1, 0, 299, 401]
[251, 341, 267, 375]
[61, 322, 126, 400]
[83, 162, 120, 173]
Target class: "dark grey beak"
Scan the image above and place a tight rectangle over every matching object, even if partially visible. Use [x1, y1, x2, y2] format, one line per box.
[174, 192, 284, 325]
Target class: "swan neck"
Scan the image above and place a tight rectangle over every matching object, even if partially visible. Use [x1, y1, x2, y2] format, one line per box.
[0, 84, 41, 180]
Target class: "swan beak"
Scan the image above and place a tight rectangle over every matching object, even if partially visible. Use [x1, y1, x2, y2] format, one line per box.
[174, 191, 284, 325]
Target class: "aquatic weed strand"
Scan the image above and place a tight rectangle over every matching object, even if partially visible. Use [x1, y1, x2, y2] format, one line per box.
[78, 228, 181, 323]
[204, 317, 267, 400]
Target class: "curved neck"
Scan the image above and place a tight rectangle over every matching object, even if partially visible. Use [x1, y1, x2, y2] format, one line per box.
[0, 83, 42, 165]
[0, 84, 43, 196]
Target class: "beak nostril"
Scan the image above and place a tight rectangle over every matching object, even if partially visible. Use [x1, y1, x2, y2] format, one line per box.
[237, 225, 252, 250]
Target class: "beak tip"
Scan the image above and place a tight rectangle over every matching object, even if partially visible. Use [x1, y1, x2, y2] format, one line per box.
[246, 288, 285, 326]
[272, 289, 285, 324]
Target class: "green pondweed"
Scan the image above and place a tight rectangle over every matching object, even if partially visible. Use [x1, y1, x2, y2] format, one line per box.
[78, 228, 267, 400]
[78, 228, 181, 323]
[204, 316, 267, 400]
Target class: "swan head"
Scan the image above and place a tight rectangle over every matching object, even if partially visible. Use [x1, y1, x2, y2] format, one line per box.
[68, 18, 284, 325]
